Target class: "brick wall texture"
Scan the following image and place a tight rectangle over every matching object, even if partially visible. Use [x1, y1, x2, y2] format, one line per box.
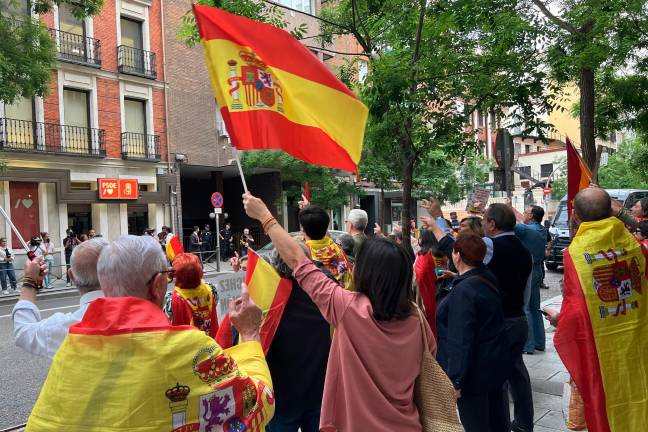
[39, 1, 167, 161]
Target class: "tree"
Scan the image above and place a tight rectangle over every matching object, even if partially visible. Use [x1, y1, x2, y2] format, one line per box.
[0, 0, 103, 104]
[520, 0, 648, 170]
[597, 139, 648, 189]
[241, 151, 359, 211]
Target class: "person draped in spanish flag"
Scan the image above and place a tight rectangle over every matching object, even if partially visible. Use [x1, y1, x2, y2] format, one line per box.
[26, 235, 274, 432]
[554, 188, 648, 432]
[164, 253, 219, 339]
[297, 202, 353, 291]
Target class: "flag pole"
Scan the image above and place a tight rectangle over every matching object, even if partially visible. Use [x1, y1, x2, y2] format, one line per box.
[231, 146, 248, 193]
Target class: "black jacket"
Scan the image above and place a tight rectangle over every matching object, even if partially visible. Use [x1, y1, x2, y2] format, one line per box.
[436, 266, 511, 395]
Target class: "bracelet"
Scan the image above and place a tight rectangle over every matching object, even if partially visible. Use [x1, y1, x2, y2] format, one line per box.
[264, 220, 278, 234]
[262, 216, 277, 232]
[22, 281, 38, 290]
[261, 215, 275, 228]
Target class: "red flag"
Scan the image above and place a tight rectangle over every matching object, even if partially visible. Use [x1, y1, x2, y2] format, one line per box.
[165, 235, 184, 261]
[304, 182, 311, 201]
[566, 137, 592, 217]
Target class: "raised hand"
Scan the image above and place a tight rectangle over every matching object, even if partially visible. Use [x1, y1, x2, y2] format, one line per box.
[298, 194, 310, 209]
[373, 223, 384, 237]
[228, 282, 262, 342]
[421, 198, 443, 218]
[230, 251, 241, 272]
[242, 192, 272, 222]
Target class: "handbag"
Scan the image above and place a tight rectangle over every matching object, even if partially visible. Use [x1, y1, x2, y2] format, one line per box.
[413, 306, 463, 432]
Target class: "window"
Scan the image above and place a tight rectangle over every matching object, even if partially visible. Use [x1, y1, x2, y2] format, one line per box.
[275, 0, 312, 14]
[1, 0, 30, 16]
[124, 98, 147, 157]
[519, 166, 531, 176]
[59, 4, 84, 35]
[127, 205, 148, 235]
[63, 88, 90, 152]
[514, 143, 521, 159]
[540, 163, 553, 178]
[524, 144, 530, 153]
[3, 97, 35, 148]
[121, 17, 143, 50]
[68, 204, 91, 236]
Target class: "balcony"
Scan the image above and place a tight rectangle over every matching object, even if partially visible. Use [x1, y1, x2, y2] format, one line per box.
[49, 28, 101, 68]
[117, 45, 157, 79]
[0, 118, 105, 157]
[121, 132, 160, 161]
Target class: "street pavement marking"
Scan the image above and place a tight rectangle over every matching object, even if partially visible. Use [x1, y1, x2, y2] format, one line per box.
[0, 304, 77, 319]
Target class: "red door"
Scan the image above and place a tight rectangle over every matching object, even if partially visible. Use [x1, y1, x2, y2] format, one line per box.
[9, 182, 40, 248]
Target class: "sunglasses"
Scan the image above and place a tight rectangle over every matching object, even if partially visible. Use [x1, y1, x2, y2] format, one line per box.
[147, 269, 175, 285]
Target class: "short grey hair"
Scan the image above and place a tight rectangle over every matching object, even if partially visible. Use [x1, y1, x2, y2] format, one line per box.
[97, 235, 167, 298]
[348, 209, 368, 230]
[70, 238, 109, 292]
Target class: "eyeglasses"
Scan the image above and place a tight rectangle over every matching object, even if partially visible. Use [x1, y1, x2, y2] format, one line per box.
[147, 269, 175, 285]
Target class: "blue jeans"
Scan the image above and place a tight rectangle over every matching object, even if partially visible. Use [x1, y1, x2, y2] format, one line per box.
[265, 407, 320, 432]
[0, 262, 17, 291]
[524, 262, 546, 352]
[44, 255, 55, 287]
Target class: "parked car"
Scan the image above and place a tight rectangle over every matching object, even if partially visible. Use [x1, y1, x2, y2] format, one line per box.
[546, 189, 648, 270]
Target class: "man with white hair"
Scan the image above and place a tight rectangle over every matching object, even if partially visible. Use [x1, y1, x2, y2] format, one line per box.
[346, 208, 368, 257]
[12, 237, 108, 359]
[26, 235, 275, 431]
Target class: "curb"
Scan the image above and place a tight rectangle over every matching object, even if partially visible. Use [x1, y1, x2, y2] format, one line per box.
[0, 287, 79, 306]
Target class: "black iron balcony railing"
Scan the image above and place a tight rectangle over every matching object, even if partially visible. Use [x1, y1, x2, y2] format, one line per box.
[117, 45, 157, 79]
[48, 28, 101, 67]
[121, 132, 160, 161]
[0, 118, 106, 157]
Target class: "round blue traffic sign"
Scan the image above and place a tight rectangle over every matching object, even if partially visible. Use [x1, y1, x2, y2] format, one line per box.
[211, 192, 224, 208]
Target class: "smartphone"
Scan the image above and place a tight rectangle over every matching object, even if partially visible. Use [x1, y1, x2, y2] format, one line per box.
[539, 309, 549, 316]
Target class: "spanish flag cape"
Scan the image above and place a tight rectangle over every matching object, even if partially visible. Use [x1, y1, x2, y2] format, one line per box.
[555, 217, 648, 432]
[170, 281, 219, 339]
[305, 236, 353, 290]
[217, 250, 293, 354]
[193, 5, 368, 172]
[27, 297, 274, 432]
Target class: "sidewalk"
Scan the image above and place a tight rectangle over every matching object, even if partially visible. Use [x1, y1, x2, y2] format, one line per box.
[523, 295, 582, 432]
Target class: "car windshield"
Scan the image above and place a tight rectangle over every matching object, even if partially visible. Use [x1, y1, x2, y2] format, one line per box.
[553, 202, 568, 229]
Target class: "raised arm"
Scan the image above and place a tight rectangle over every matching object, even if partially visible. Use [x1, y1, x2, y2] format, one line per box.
[505, 197, 525, 223]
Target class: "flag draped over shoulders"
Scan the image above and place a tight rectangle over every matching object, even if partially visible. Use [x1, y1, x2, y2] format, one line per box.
[27, 297, 274, 432]
[168, 281, 219, 339]
[306, 236, 353, 291]
[555, 217, 648, 432]
[192, 5, 368, 172]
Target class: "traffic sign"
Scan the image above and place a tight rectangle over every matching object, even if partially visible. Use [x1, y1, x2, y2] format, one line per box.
[211, 192, 224, 208]
[215, 207, 223, 214]
[543, 186, 552, 195]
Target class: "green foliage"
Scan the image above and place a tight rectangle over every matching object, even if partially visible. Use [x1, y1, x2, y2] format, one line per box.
[241, 151, 359, 210]
[549, 155, 567, 199]
[176, 0, 306, 48]
[598, 139, 648, 189]
[0, 0, 103, 104]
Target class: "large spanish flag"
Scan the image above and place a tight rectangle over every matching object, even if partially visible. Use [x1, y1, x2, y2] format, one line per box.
[27, 297, 274, 431]
[555, 217, 648, 432]
[566, 137, 592, 217]
[217, 250, 292, 354]
[193, 5, 368, 172]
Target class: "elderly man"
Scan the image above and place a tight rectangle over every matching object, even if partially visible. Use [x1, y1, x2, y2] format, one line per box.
[26, 235, 274, 431]
[12, 238, 108, 359]
[552, 188, 648, 432]
[345, 208, 368, 256]
[482, 203, 534, 432]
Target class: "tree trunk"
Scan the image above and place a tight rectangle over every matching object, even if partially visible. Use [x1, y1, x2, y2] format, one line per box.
[579, 67, 596, 171]
[401, 155, 415, 251]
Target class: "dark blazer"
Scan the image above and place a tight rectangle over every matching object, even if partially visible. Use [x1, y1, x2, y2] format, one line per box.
[436, 265, 511, 395]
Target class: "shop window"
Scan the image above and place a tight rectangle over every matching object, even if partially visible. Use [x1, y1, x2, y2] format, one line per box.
[67, 204, 91, 237]
[128, 205, 148, 235]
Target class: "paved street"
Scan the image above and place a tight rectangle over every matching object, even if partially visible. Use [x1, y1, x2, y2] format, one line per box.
[0, 265, 570, 431]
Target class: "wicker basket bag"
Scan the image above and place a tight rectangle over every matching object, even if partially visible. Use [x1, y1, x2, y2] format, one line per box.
[413, 307, 463, 432]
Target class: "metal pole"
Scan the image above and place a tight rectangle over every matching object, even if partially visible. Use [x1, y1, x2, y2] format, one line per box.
[215, 211, 221, 272]
[0, 204, 30, 251]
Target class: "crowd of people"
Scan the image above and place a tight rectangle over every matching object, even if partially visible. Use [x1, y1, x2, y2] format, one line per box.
[7, 187, 648, 431]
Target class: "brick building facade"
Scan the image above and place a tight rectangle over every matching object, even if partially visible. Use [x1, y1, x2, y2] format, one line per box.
[0, 0, 173, 276]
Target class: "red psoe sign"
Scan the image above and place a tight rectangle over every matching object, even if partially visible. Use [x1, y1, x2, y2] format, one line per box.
[98, 178, 140, 200]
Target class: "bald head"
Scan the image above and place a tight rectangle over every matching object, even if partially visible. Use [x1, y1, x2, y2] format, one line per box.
[574, 188, 612, 222]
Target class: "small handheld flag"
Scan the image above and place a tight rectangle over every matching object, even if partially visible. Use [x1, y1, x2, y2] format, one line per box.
[165, 235, 184, 262]
[566, 137, 593, 217]
[193, 5, 368, 172]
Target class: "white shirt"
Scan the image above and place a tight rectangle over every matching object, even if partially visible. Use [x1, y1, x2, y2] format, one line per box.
[12, 290, 104, 359]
